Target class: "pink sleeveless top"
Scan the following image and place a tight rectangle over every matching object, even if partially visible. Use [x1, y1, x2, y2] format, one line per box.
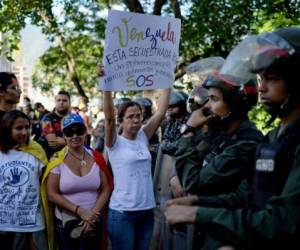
[50, 163, 101, 219]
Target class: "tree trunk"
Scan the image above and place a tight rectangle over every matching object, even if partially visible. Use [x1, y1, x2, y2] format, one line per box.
[153, 0, 167, 15]
[38, 10, 89, 104]
[123, 0, 144, 13]
[170, 0, 182, 19]
[57, 36, 89, 104]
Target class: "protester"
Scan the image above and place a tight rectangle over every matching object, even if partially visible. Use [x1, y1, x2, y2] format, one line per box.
[134, 97, 159, 173]
[80, 106, 93, 146]
[0, 72, 21, 122]
[39, 90, 71, 159]
[23, 103, 40, 141]
[101, 63, 171, 250]
[91, 118, 105, 153]
[165, 27, 300, 250]
[43, 113, 112, 250]
[34, 102, 49, 121]
[0, 110, 48, 250]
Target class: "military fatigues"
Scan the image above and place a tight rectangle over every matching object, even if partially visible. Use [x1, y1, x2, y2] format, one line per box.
[194, 117, 300, 249]
[160, 114, 189, 155]
[175, 118, 263, 196]
[150, 114, 189, 250]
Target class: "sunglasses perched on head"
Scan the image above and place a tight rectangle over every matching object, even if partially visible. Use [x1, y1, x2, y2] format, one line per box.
[63, 126, 85, 137]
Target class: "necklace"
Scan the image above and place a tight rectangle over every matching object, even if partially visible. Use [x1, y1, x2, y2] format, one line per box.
[68, 149, 87, 167]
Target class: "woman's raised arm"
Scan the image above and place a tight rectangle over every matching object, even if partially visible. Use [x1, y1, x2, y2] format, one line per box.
[143, 88, 171, 140]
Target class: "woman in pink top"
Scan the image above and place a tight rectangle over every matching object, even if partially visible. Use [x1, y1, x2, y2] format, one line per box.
[46, 113, 110, 250]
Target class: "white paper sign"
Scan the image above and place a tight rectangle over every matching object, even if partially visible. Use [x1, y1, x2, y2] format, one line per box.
[99, 10, 181, 91]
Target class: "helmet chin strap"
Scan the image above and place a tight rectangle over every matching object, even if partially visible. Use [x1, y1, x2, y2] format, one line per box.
[264, 95, 297, 125]
[208, 111, 237, 131]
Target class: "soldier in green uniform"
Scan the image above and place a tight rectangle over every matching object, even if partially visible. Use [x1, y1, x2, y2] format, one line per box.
[174, 35, 263, 197]
[170, 36, 263, 250]
[165, 27, 300, 250]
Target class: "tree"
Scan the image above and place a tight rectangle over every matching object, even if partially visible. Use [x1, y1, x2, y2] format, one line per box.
[2, 0, 300, 127]
[32, 34, 103, 97]
[1, 0, 108, 104]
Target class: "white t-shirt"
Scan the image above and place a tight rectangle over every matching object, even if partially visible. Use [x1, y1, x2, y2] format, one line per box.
[0, 150, 45, 232]
[107, 129, 155, 211]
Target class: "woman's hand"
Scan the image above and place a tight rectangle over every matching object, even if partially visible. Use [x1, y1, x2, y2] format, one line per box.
[77, 207, 99, 223]
[80, 220, 95, 235]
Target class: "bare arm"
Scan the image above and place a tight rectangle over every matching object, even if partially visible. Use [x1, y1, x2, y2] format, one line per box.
[47, 172, 99, 223]
[103, 91, 117, 148]
[143, 88, 171, 140]
[47, 173, 78, 214]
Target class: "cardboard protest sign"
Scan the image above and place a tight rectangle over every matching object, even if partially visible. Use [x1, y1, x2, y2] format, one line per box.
[99, 10, 181, 91]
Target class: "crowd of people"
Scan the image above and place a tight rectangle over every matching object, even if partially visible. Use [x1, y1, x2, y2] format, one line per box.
[0, 26, 300, 250]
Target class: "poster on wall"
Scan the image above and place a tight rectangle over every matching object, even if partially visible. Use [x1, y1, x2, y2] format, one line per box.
[99, 10, 181, 91]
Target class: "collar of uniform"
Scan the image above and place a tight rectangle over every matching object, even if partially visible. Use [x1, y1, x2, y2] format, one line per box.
[270, 116, 300, 141]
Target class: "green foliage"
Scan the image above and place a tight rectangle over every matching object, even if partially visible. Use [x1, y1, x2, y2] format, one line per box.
[2, 0, 300, 128]
[248, 103, 279, 134]
[32, 34, 103, 97]
[180, 0, 259, 60]
[253, 0, 300, 33]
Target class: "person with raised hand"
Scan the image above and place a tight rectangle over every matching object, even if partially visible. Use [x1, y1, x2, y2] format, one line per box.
[99, 63, 171, 250]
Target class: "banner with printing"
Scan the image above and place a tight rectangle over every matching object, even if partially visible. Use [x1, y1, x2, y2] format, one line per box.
[99, 10, 181, 91]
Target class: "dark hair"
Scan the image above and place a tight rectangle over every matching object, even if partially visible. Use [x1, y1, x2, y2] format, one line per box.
[0, 72, 17, 91]
[24, 96, 31, 103]
[34, 102, 44, 109]
[0, 110, 30, 153]
[117, 101, 142, 123]
[56, 90, 71, 100]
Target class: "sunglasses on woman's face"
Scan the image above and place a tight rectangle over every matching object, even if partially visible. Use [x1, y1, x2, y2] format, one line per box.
[63, 126, 85, 137]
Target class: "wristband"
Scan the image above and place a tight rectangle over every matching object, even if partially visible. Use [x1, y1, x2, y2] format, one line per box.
[74, 205, 80, 215]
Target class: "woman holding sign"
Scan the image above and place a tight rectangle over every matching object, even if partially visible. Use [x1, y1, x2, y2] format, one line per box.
[100, 66, 171, 250]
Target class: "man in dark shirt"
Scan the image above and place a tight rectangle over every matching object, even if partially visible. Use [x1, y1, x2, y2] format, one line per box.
[39, 90, 70, 158]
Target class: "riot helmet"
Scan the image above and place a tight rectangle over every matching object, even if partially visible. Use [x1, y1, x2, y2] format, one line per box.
[203, 36, 259, 113]
[113, 97, 131, 109]
[187, 85, 209, 113]
[185, 57, 225, 86]
[134, 97, 153, 121]
[185, 57, 224, 113]
[250, 27, 300, 74]
[250, 27, 300, 117]
[168, 91, 188, 118]
[169, 91, 186, 106]
[134, 97, 152, 108]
